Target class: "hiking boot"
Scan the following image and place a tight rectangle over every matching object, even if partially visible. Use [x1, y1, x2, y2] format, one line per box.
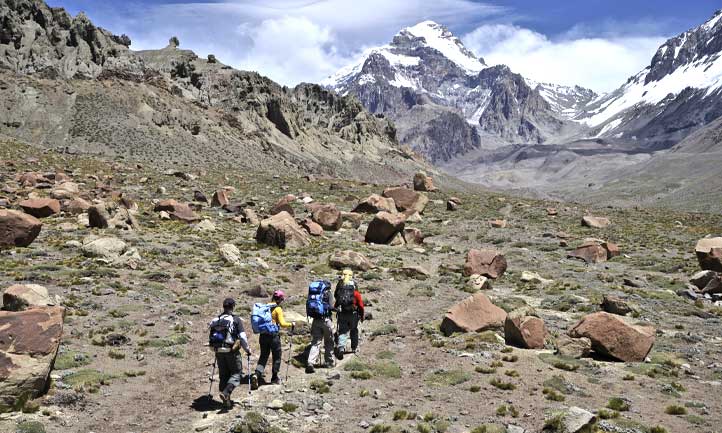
[334, 348, 344, 360]
[219, 392, 231, 409]
[305, 365, 315, 374]
[250, 374, 259, 391]
[270, 376, 280, 385]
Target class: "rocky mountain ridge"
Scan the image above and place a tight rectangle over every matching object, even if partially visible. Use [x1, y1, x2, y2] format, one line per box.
[0, 0, 432, 185]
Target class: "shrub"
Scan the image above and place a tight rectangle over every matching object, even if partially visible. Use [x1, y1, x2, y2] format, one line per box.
[597, 409, 619, 419]
[475, 366, 496, 374]
[607, 397, 629, 412]
[489, 378, 516, 390]
[664, 405, 687, 415]
[543, 388, 565, 402]
[425, 369, 471, 386]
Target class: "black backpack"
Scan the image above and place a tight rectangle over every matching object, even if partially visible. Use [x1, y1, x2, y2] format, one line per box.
[209, 314, 235, 349]
[337, 281, 356, 312]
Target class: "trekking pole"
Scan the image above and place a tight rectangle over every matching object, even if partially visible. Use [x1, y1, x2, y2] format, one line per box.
[247, 353, 252, 396]
[208, 358, 216, 398]
[285, 328, 293, 384]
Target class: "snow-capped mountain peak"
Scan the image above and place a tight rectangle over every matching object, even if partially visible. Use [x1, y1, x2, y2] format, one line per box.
[396, 21, 485, 73]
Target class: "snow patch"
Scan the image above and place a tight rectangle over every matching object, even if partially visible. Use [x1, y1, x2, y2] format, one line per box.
[402, 21, 484, 73]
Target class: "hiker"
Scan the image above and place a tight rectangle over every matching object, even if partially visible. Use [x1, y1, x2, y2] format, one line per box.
[208, 298, 251, 408]
[251, 290, 295, 386]
[305, 280, 335, 373]
[334, 269, 365, 360]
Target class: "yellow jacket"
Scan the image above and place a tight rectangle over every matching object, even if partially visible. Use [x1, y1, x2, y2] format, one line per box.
[270, 304, 292, 328]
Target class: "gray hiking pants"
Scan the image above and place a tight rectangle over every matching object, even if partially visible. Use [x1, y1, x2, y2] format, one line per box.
[307, 317, 334, 366]
[336, 311, 359, 352]
[216, 350, 243, 395]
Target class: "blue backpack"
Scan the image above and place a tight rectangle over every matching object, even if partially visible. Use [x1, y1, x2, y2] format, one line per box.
[306, 280, 331, 319]
[251, 303, 279, 335]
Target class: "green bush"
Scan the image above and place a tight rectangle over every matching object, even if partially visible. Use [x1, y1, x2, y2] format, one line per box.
[664, 405, 686, 415]
[489, 377, 516, 391]
[607, 397, 629, 412]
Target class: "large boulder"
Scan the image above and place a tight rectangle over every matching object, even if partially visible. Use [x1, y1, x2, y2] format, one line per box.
[0, 307, 64, 412]
[546, 407, 596, 433]
[219, 243, 242, 267]
[504, 308, 546, 349]
[65, 197, 91, 215]
[153, 199, 199, 223]
[50, 182, 80, 200]
[567, 239, 619, 263]
[568, 312, 655, 362]
[600, 295, 637, 316]
[413, 172, 436, 192]
[365, 212, 406, 244]
[689, 270, 718, 290]
[211, 190, 230, 208]
[440, 293, 507, 336]
[88, 204, 111, 229]
[2, 285, 54, 311]
[352, 194, 397, 214]
[463, 249, 507, 279]
[0, 210, 42, 248]
[301, 218, 324, 236]
[695, 237, 722, 272]
[310, 204, 342, 231]
[19, 198, 60, 218]
[329, 250, 373, 271]
[256, 211, 310, 249]
[581, 216, 610, 229]
[270, 195, 296, 216]
[382, 187, 429, 214]
[81, 236, 128, 260]
[554, 335, 592, 359]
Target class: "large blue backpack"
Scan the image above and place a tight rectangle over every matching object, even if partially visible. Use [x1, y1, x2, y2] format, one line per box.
[306, 280, 331, 319]
[251, 303, 279, 335]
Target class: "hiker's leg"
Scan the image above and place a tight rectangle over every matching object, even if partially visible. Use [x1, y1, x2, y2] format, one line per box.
[255, 334, 271, 377]
[307, 319, 323, 367]
[271, 334, 282, 380]
[336, 312, 351, 350]
[223, 352, 243, 396]
[217, 353, 229, 392]
[350, 311, 360, 351]
[322, 318, 335, 365]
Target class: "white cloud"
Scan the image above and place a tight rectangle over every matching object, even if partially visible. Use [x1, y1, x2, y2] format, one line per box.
[462, 24, 666, 93]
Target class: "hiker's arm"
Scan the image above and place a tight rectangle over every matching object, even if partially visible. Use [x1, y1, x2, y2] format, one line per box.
[274, 307, 293, 328]
[333, 284, 340, 308]
[235, 318, 251, 353]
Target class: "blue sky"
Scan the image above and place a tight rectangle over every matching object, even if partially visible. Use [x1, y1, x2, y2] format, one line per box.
[47, 0, 722, 91]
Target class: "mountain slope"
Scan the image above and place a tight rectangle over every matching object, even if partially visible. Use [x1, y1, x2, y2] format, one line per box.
[0, 0, 430, 184]
[576, 9, 722, 149]
[325, 21, 591, 163]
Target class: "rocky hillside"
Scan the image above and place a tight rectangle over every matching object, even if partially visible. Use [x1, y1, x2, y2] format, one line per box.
[0, 0, 431, 185]
[324, 21, 590, 163]
[1, 136, 722, 433]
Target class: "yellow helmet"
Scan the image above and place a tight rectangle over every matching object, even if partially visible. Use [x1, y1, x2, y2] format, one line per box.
[341, 268, 353, 284]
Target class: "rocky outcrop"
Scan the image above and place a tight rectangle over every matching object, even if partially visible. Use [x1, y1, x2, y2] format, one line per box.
[256, 211, 310, 249]
[353, 194, 397, 214]
[310, 204, 342, 231]
[568, 312, 655, 362]
[2, 284, 54, 311]
[153, 199, 199, 223]
[504, 308, 546, 349]
[0, 209, 42, 248]
[365, 212, 406, 244]
[413, 172, 436, 192]
[567, 239, 619, 263]
[19, 198, 60, 218]
[695, 237, 722, 272]
[0, 306, 65, 412]
[211, 190, 229, 208]
[581, 216, 611, 229]
[329, 250, 373, 271]
[382, 187, 428, 213]
[440, 292, 506, 336]
[463, 249, 507, 279]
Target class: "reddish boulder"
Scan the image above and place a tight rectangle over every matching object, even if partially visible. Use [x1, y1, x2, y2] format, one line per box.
[365, 211, 406, 244]
[19, 198, 60, 218]
[270, 195, 296, 216]
[0, 210, 42, 248]
[311, 204, 342, 231]
[16, 172, 48, 187]
[440, 292, 507, 336]
[211, 190, 230, 207]
[382, 187, 429, 214]
[329, 250, 373, 271]
[65, 197, 91, 215]
[403, 227, 424, 245]
[568, 239, 619, 263]
[301, 218, 324, 236]
[695, 237, 722, 272]
[568, 312, 655, 362]
[256, 211, 311, 249]
[505, 308, 546, 349]
[153, 199, 199, 223]
[413, 172, 436, 192]
[463, 249, 507, 279]
[0, 307, 65, 412]
[340, 211, 362, 229]
[489, 219, 507, 228]
[352, 194, 397, 214]
[582, 215, 611, 228]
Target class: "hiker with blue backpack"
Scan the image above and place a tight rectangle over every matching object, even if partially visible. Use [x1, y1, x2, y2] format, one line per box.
[251, 290, 295, 387]
[208, 298, 251, 409]
[305, 280, 335, 374]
